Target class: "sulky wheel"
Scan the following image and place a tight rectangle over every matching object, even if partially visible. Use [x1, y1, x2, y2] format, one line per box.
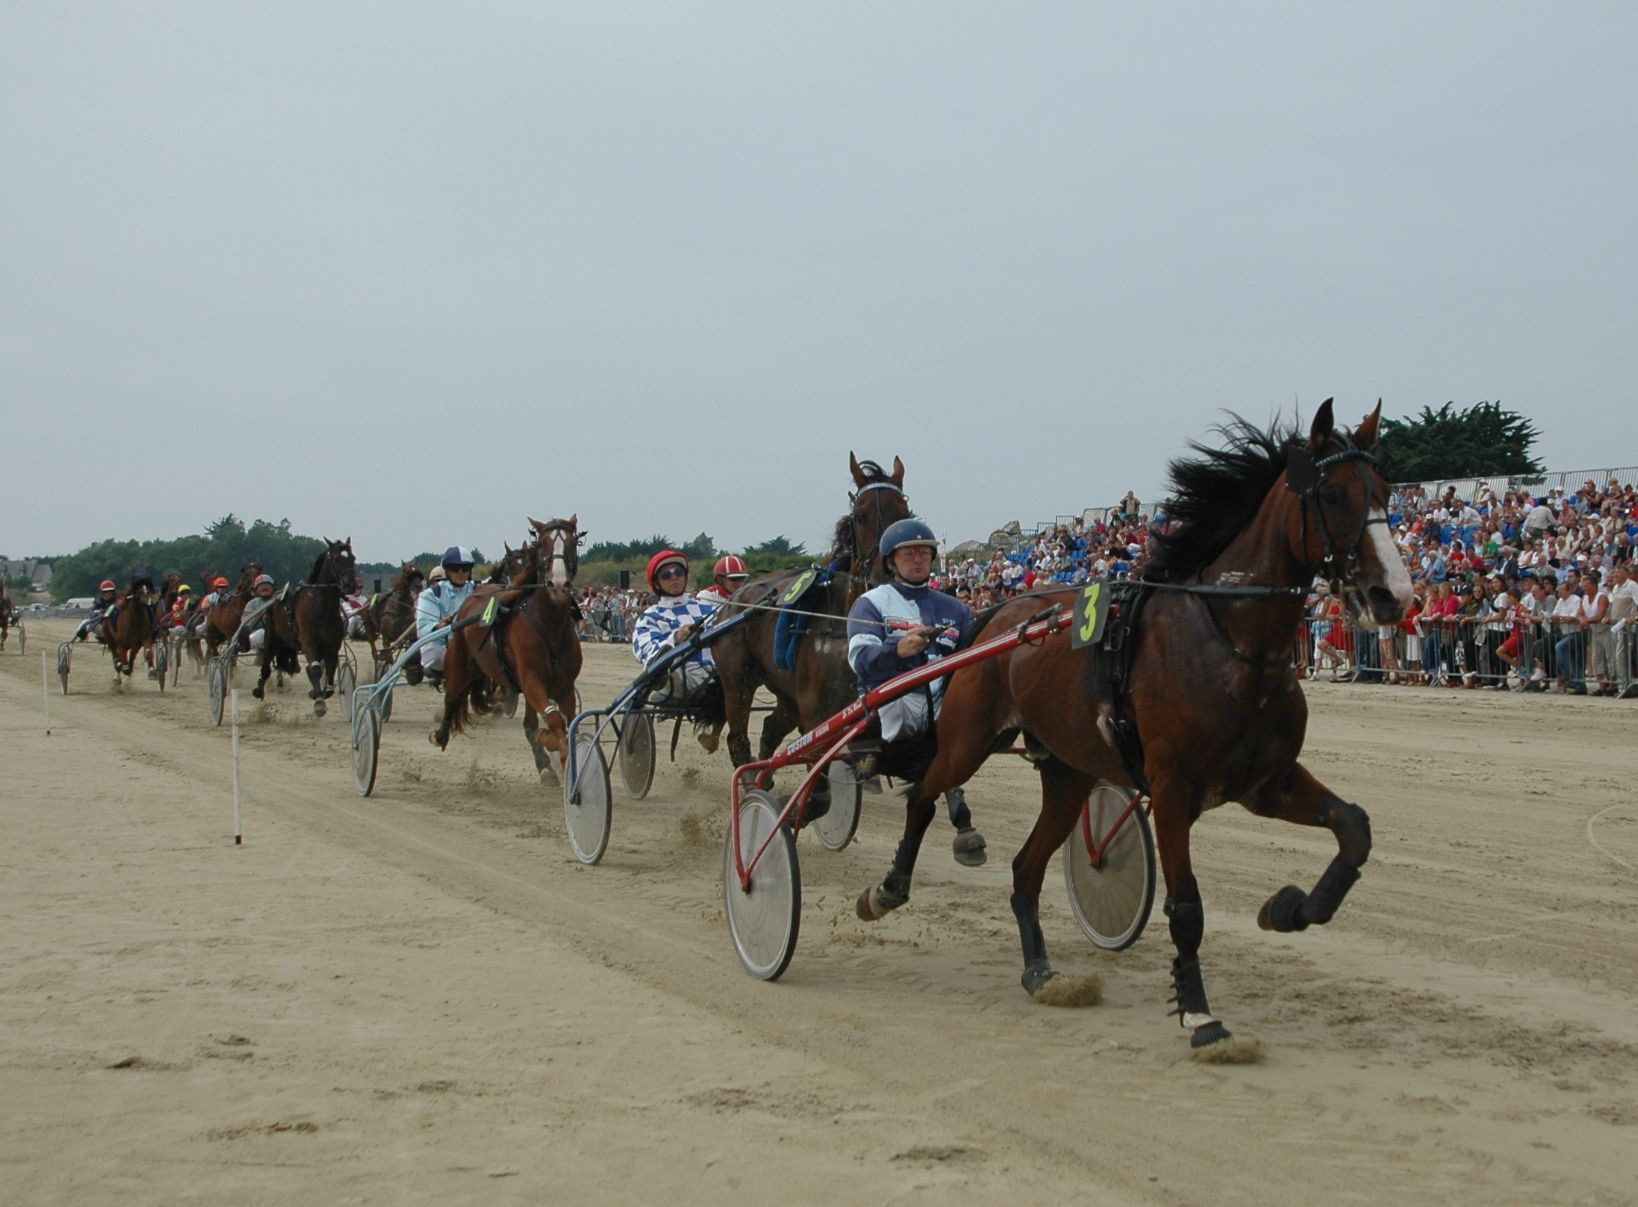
[724, 789, 801, 981]
[337, 659, 357, 724]
[17, 622, 24, 657]
[617, 712, 656, 800]
[153, 641, 167, 693]
[208, 658, 228, 726]
[351, 706, 381, 797]
[1062, 782, 1156, 952]
[563, 735, 611, 865]
[57, 641, 71, 695]
[811, 761, 863, 851]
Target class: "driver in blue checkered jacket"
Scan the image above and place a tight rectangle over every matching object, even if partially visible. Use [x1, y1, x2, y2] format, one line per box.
[631, 549, 722, 750]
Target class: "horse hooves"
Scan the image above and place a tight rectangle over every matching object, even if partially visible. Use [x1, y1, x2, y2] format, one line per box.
[1020, 965, 1055, 996]
[538, 761, 561, 787]
[1189, 1020, 1235, 1049]
[1257, 885, 1310, 933]
[313, 700, 327, 717]
[251, 687, 265, 700]
[952, 827, 988, 867]
[855, 883, 906, 921]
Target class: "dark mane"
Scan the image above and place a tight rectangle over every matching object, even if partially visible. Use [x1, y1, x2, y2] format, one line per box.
[1141, 415, 1295, 583]
[308, 550, 328, 582]
[829, 459, 892, 565]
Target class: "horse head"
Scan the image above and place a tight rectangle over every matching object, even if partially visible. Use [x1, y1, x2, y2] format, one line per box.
[844, 453, 910, 582]
[1286, 400, 1412, 625]
[528, 515, 581, 600]
[315, 538, 356, 587]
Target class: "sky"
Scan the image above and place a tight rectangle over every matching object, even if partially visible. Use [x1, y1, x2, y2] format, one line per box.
[4, 2, 1636, 564]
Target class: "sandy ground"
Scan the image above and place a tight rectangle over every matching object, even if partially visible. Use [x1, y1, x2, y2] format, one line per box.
[2, 619, 1636, 1205]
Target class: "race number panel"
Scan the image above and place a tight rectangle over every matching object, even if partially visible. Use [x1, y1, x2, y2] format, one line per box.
[724, 789, 801, 981]
[1062, 783, 1156, 951]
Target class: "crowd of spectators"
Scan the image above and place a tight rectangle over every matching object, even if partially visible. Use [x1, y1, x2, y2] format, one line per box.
[1313, 476, 1638, 696]
[938, 493, 1160, 610]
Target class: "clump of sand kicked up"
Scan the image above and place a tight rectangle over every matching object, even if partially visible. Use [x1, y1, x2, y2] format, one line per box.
[1190, 1037, 1265, 1065]
[1030, 973, 1103, 1007]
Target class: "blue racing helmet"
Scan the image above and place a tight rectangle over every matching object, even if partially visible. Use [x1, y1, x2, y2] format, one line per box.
[879, 518, 938, 566]
[441, 545, 476, 569]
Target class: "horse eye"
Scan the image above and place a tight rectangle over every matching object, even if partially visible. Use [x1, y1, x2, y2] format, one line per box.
[1320, 487, 1344, 508]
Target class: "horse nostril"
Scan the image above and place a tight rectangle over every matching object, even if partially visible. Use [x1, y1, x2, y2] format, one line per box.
[1367, 585, 1400, 614]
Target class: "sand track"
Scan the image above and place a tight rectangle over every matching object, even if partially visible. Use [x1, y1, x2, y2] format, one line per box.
[3, 622, 1634, 1204]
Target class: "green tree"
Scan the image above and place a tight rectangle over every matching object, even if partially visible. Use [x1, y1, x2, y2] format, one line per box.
[744, 535, 808, 559]
[1380, 401, 1544, 482]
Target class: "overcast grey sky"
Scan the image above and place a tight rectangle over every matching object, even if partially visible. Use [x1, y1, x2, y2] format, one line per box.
[4, 2, 1634, 563]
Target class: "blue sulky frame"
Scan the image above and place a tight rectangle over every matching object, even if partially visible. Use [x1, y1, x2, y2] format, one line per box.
[560, 608, 761, 866]
[346, 623, 453, 797]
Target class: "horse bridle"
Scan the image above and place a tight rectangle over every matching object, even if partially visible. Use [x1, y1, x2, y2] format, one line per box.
[1285, 434, 1390, 592]
[849, 479, 907, 576]
[536, 522, 583, 590]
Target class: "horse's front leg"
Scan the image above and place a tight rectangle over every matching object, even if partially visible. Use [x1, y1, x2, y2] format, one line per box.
[1150, 768, 1234, 1049]
[1243, 760, 1371, 933]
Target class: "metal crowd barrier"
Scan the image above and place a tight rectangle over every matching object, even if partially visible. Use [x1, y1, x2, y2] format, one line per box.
[1294, 614, 1636, 695]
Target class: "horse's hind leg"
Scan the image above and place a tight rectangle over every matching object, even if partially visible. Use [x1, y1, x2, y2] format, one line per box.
[1243, 761, 1370, 933]
[1008, 759, 1096, 993]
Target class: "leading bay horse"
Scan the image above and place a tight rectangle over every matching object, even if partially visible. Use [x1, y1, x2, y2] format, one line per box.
[290, 538, 357, 716]
[855, 401, 1413, 1049]
[431, 517, 585, 781]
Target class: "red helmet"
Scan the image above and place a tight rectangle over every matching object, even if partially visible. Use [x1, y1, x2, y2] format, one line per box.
[213, 576, 230, 589]
[645, 550, 688, 593]
[99, 580, 116, 591]
[713, 555, 749, 582]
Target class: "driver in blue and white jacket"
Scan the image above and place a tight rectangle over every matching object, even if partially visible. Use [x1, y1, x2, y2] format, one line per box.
[847, 518, 985, 865]
[415, 546, 477, 685]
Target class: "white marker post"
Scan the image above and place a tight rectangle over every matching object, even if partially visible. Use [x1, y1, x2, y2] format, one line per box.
[41, 649, 51, 736]
[231, 688, 243, 845]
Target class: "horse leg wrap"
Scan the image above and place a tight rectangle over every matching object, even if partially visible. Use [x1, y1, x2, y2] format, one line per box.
[1322, 799, 1373, 868]
[1011, 892, 1053, 994]
[944, 786, 973, 830]
[1169, 957, 1231, 1047]
[1300, 856, 1361, 926]
[307, 663, 324, 698]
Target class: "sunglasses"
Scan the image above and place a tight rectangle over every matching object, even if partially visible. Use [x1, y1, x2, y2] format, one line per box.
[657, 566, 688, 580]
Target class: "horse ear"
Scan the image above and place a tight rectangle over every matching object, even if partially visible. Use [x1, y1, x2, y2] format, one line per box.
[1355, 400, 1383, 450]
[1308, 398, 1336, 449]
[527, 516, 545, 534]
[891, 456, 905, 486]
[849, 451, 865, 486]
[567, 513, 577, 531]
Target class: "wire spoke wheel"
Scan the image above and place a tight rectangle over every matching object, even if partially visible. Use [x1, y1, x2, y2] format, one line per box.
[563, 735, 611, 865]
[617, 713, 656, 800]
[57, 641, 71, 695]
[1062, 783, 1156, 952]
[811, 761, 863, 851]
[337, 660, 357, 724]
[209, 659, 228, 726]
[724, 789, 801, 981]
[351, 707, 381, 797]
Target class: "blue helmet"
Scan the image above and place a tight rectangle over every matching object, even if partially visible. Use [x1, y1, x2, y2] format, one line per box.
[441, 545, 476, 569]
[879, 519, 938, 568]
